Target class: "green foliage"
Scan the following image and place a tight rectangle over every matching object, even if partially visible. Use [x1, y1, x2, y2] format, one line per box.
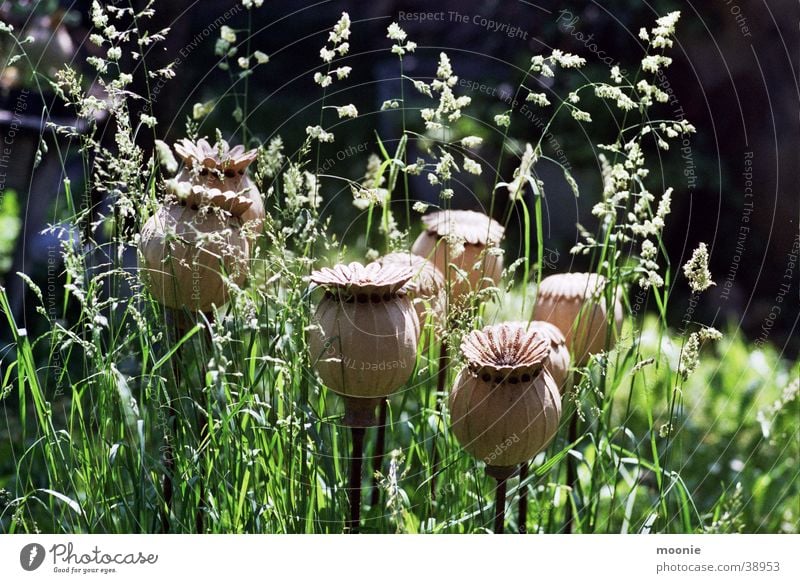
[0, 190, 20, 275]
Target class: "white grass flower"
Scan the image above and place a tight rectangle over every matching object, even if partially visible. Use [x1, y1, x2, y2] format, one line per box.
[679, 324, 720, 380]
[526, 92, 550, 107]
[595, 84, 637, 111]
[306, 125, 334, 143]
[551, 49, 586, 68]
[610, 66, 624, 83]
[335, 104, 358, 118]
[253, 51, 269, 64]
[683, 243, 715, 292]
[460, 136, 483, 148]
[413, 201, 429, 213]
[140, 114, 157, 128]
[387, 22, 407, 41]
[642, 55, 672, 73]
[320, 47, 335, 62]
[220, 25, 236, 43]
[381, 100, 400, 110]
[498, 143, 537, 201]
[334, 66, 351, 80]
[404, 158, 425, 175]
[570, 108, 592, 123]
[413, 80, 432, 97]
[494, 113, 511, 127]
[314, 72, 332, 87]
[154, 140, 177, 173]
[328, 12, 351, 45]
[463, 156, 482, 176]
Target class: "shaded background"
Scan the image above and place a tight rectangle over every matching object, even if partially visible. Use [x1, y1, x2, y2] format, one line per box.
[1, 0, 797, 356]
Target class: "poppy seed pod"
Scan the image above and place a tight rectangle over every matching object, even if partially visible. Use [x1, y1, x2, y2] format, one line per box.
[308, 262, 420, 424]
[173, 138, 265, 242]
[139, 187, 252, 313]
[532, 273, 624, 365]
[411, 210, 504, 300]
[378, 252, 445, 330]
[449, 324, 562, 471]
[509, 321, 572, 394]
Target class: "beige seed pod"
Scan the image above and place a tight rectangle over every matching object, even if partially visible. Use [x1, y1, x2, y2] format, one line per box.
[308, 262, 420, 411]
[508, 321, 572, 394]
[449, 323, 562, 470]
[378, 252, 445, 331]
[139, 196, 251, 313]
[532, 273, 624, 366]
[173, 138, 265, 242]
[411, 210, 504, 300]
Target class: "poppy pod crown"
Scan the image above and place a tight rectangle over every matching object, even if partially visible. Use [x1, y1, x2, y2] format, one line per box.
[174, 138, 258, 174]
[421, 209, 505, 245]
[461, 324, 550, 381]
[171, 138, 258, 218]
[538, 272, 607, 302]
[508, 320, 572, 394]
[310, 261, 414, 298]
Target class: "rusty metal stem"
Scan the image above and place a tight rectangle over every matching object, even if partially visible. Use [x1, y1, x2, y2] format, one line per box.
[347, 426, 366, 533]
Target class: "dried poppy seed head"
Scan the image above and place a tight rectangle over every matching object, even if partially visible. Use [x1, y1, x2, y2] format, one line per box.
[449, 322, 562, 468]
[533, 272, 624, 365]
[411, 210, 505, 299]
[308, 261, 420, 413]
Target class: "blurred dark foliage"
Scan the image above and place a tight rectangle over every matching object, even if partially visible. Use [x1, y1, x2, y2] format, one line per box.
[2, 0, 797, 356]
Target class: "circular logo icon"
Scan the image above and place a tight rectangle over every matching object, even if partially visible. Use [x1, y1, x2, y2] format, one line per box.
[20, 543, 46, 571]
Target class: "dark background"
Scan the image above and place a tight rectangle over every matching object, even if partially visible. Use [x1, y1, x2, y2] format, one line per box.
[1, 0, 798, 357]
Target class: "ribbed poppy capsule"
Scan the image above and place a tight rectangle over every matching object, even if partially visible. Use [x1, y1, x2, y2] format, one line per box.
[508, 320, 572, 394]
[411, 210, 504, 300]
[532, 273, 624, 366]
[308, 262, 420, 426]
[139, 183, 252, 313]
[449, 323, 562, 472]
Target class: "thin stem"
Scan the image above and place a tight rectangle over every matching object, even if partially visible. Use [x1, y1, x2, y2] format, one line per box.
[518, 462, 528, 534]
[160, 405, 176, 533]
[194, 312, 214, 534]
[347, 426, 366, 533]
[493, 477, 508, 534]
[429, 338, 449, 501]
[565, 412, 579, 533]
[370, 400, 388, 508]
